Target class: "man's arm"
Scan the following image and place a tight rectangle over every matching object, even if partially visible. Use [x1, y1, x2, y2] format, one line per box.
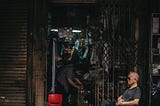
[74, 78, 82, 85]
[117, 99, 140, 105]
[67, 78, 80, 89]
[74, 78, 84, 89]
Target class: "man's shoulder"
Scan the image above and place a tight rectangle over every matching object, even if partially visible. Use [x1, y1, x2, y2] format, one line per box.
[134, 86, 140, 90]
[131, 86, 141, 93]
[130, 86, 140, 89]
[127, 86, 141, 93]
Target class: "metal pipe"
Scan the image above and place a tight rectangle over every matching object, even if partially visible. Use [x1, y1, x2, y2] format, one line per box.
[51, 39, 56, 92]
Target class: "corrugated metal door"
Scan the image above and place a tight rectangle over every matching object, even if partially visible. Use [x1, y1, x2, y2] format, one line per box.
[0, 0, 28, 106]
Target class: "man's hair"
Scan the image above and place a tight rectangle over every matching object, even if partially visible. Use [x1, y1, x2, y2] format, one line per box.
[129, 71, 139, 81]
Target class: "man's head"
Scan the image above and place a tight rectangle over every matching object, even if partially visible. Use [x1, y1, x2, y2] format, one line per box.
[127, 71, 139, 86]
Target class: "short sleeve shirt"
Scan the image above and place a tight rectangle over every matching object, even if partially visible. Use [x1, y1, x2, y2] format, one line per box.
[122, 86, 141, 101]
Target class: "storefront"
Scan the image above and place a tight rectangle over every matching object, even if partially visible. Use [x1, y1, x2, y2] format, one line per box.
[0, 0, 159, 106]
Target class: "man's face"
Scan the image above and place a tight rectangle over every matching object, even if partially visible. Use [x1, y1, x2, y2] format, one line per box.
[127, 73, 136, 86]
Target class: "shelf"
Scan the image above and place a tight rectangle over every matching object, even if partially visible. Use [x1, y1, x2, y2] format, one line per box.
[152, 53, 160, 56]
[151, 13, 160, 81]
[152, 13, 160, 15]
[152, 74, 160, 77]
[152, 13, 160, 34]
[152, 48, 158, 50]
[152, 33, 160, 36]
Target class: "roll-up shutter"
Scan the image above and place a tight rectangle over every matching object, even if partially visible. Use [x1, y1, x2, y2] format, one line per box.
[0, 0, 28, 106]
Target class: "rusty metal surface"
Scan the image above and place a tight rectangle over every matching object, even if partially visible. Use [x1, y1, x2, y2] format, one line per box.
[0, 0, 28, 106]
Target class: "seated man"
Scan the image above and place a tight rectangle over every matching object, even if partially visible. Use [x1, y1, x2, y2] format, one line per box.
[117, 71, 141, 106]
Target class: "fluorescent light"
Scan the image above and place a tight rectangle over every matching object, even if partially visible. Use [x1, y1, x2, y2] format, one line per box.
[50, 29, 58, 32]
[50, 29, 81, 33]
[72, 30, 81, 33]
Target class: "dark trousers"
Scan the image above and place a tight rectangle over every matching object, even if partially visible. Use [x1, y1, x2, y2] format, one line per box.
[55, 82, 69, 106]
[55, 82, 78, 106]
[100, 99, 116, 106]
[68, 87, 78, 106]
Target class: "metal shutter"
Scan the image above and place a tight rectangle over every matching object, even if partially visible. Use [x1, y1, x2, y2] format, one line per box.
[0, 0, 28, 106]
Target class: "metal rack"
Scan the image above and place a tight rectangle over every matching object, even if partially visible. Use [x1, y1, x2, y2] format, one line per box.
[150, 13, 160, 106]
[93, 0, 137, 105]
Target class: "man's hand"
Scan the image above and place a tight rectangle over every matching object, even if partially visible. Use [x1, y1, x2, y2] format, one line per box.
[117, 95, 124, 105]
[117, 98, 124, 105]
[117, 98, 140, 106]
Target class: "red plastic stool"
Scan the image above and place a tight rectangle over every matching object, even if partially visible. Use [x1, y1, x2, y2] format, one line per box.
[48, 94, 63, 106]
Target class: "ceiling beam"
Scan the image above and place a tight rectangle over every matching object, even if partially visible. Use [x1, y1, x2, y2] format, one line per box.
[48, 0, 96, 3]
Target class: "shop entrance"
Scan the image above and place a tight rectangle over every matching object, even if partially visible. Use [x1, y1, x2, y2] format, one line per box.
[47, 1, 139, 106]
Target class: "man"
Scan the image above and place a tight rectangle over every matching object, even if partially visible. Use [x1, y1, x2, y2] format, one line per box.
[117, 71, 141, 106]
[55, 63, 83, 106]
